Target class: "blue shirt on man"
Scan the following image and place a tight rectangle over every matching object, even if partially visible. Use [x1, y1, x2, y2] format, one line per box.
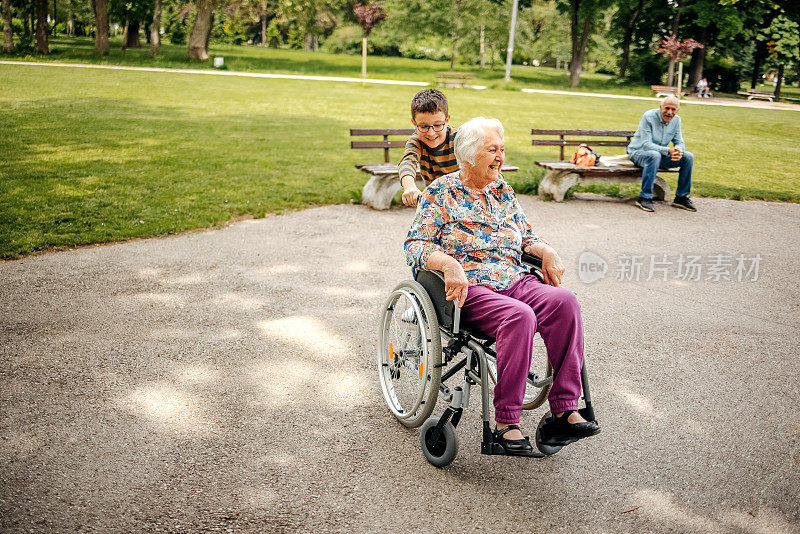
[627, 108, 685, 157]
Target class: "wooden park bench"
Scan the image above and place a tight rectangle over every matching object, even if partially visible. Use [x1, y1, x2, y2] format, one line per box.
[737, 88, 774, 102]
[436, 72, 474, 88]
[350, 128, 518, 210]
[651, 85, 679, 98]
[651, 85, 692, 98]
[532, 129, 676, 202]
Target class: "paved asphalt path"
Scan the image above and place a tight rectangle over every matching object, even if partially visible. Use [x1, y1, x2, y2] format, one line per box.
[2, 195, 799, 533]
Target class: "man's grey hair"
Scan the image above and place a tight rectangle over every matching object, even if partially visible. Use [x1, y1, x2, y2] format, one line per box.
[661, 96, 680, 108]
[454, 117, 504, 167]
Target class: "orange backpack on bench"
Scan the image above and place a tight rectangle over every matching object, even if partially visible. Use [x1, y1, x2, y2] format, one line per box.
[570, 144, 601, 167]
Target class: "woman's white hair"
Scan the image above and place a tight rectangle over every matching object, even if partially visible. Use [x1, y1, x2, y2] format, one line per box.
[454, 117, 504, 167]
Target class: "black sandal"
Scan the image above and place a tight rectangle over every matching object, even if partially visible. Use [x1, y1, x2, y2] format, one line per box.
[493, 424, 534, 456]
[540, 410, 600, 444]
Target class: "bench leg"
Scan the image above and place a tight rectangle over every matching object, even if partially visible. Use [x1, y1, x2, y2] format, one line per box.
[538, 170, 581, 202]
[362, 174, 401, 210]
[653, 176, 670, 201]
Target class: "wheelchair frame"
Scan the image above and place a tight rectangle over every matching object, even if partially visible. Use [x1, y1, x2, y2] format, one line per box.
[379, 253, 597, 467]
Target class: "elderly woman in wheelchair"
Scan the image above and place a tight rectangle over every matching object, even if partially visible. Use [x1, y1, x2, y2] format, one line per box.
[378, 117, 599, 466]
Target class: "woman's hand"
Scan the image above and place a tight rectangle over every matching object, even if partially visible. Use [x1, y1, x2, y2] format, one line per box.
[442, 261, 469, 307]
[528, 242, 565, 286]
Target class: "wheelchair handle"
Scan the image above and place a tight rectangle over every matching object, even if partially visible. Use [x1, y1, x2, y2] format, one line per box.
[452, 302, 461, 335]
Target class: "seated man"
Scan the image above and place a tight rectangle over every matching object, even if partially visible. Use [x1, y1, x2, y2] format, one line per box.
[405, 117, 600, 455]
[628, 96, 697, 213]
[696, 77, 711, 98]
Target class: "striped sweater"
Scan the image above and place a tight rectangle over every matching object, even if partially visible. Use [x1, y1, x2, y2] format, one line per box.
[398, 127, 459, 188]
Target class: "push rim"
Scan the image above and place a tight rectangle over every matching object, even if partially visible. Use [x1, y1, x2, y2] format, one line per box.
[378, 281, 442, 428]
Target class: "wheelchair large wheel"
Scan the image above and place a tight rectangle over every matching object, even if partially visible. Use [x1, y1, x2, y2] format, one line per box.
[486, 354, 552, 410]
[378, 280, 443, 428]
[420, 416, 458, 468]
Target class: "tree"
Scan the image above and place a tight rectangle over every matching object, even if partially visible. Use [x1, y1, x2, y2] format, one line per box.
[95, 0, 110, 54]
[151, 0, 162, 55]
[613, 0, 649, 78]
[681, 0, 755, 88]
[34, 0, 48, 53]
[504, 0, 519, 80]
[561, 0, 610, 87]
[664, 0, 682, 86]
[760, 13, 800, 98]
[353, 1, 386, 79]
[188, 0, 215, 59]
[655, 35, 703, 87]
[515, 0, 570, 68]
[2, 0, 13, 52]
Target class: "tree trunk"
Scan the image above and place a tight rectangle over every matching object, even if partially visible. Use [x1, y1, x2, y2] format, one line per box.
[67, 0, 74, 36]
[151, 0, 161, 56]
[750, 39, 766, 89]
[504, 0, 518, 81]
[52, 0, 56, 35]
[2, 0, 13, 52]
[618, 0, 644, 79]
[188, 0, 213, 60]
[260, 1, 266, 46]
[125, 20, 141, 48]
[121, 15, 129, 50]
[688, 43, 705, 89]
[479, 24, 485, 71]
[94, 0, 109, 54]
[665, 0, 683, 86]
[205, 12, 213, 50]
[568, 0, 591, 88]
[450, 0, 463, 71]
[34, 0, 48, 53]
[775, 63, 783, 100]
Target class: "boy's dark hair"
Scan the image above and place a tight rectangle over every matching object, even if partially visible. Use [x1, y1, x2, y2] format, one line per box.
[411, 89, 448, 120]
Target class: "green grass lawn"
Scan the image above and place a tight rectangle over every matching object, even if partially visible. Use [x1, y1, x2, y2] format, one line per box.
[5, 36, 660, 96]
[1, 60, 799, 259]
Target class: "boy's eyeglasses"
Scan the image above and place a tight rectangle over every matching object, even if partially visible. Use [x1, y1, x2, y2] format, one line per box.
[415, 123, 446, 133]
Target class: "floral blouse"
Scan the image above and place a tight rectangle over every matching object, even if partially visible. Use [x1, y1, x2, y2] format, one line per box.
[405, 172, 541, 291]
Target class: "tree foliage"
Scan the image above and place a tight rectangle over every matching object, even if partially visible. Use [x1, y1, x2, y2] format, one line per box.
[2, 0, 797, 94]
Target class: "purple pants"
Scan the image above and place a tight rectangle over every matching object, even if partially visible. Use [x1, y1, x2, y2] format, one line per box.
[461, 275, 584, 424]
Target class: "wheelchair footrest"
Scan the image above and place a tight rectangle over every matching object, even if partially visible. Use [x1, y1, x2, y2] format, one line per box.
[481, 441, 545, 458]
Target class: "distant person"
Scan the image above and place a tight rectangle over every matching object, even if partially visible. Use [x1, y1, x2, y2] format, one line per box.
[696, 77, 711, 98]
[398, 89, 459, 207]
[627, 96, 697, 213]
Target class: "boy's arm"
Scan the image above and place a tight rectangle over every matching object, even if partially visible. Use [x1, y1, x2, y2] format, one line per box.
[399, 136, 423, 206]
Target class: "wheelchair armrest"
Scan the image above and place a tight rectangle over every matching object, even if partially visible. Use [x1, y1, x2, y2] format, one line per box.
[522, 252, 545, 282]
[414, 269, 459, 333]
[415, 253, 545, 333]
[521, 252, 543, 270]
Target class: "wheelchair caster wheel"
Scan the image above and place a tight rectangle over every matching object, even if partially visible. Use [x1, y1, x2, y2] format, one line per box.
[535, 411, 563, 456]
[420, 416, 458, 467]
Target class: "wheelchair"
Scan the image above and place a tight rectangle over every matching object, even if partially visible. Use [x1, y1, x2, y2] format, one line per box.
[378, 253, 597, 467]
